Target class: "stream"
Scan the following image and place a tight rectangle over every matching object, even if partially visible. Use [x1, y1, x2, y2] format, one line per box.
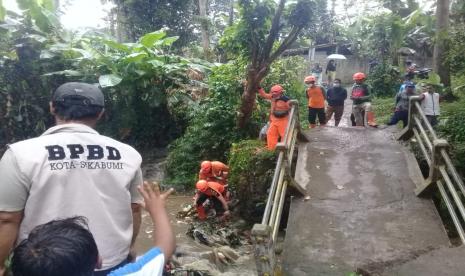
[135, 149, 257, 275]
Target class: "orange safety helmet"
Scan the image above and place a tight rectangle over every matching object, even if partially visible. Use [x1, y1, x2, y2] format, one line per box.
[196, 180, 209, 192]
[200, 161, 212, 173]
[353, 72, 366, 81]
[304, 76, 316, 83]
[270, 85, 284, 95]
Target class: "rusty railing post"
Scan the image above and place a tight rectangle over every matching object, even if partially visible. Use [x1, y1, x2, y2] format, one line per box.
[416, 139, 449, 196]
[252, 224, 275, 276]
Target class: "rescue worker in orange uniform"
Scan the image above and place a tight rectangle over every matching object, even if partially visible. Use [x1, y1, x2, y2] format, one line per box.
[351, 72, 378, 127]
[305, 75, 327, 128]
[258, 85, 291, 150]
[194, 180, 230, 220]
[199, 160, 229, 185]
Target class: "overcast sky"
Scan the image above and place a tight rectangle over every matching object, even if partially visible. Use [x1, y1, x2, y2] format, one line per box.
[4, 0, 435, 30]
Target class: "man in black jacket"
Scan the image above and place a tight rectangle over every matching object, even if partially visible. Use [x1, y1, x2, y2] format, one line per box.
[326, 79, 347, 126]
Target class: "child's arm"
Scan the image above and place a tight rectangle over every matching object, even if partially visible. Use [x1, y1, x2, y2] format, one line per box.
[138, 182, 175, 260]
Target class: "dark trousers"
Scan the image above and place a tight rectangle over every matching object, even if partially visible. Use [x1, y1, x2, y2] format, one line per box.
[388, 110, 409, 127]
[326, 105, 344, 126]
[426, 115, 438, 127]
[308, 107, 326, 125]
[196, 193, 225, 216]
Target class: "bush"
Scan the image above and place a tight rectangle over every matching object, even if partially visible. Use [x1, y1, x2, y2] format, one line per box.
[228, 140, 276, 223]
[372, 97, 395, 125]
[438, 96, 465, 175]
[367, 63, 400, 97]
[165, 63, 258, 188]
[166, 56, 308, 189]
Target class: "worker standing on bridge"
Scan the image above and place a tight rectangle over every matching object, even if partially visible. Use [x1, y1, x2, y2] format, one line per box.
[350, 72, 378, 127]
[387, 81, 416, 127]
[326, 78, 347, 127]
[194, 180, 230, 220]
[305, 75, 327, 128]
[199, 160, 229, 185]
[258, 85, 291, 150]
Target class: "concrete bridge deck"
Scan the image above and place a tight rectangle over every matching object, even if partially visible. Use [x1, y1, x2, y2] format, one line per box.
[282, 127, 462, 275]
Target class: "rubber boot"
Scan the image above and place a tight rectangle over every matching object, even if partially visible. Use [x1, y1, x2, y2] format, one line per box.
[367, 111, 378, 127]
[196, 206, 207, 220]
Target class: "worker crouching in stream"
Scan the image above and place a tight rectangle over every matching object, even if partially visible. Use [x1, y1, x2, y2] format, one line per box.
[194, 180, 231, 221]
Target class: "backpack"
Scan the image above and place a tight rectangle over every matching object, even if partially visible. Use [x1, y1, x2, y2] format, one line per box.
[272, 96, 290, 118]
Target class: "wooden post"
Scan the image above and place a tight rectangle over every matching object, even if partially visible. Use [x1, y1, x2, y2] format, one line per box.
[252, 224, 275, 276]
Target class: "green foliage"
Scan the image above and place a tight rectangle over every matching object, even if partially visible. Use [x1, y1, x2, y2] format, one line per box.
[367, 63, 400, 97]
[344, 8, 435, 62]
[446, 25, 465, 76]
[40, 30, 209, 148]
[372, 96, 396, 124]
[228, 139, 275, 222]
[104, 0, 196, 46]
[0, 8, 69, 151]
[220, 0, 315, 60]
[438, 96, 465, 174]
[165, 55, 307, 188]
[165, 62, 255, 187]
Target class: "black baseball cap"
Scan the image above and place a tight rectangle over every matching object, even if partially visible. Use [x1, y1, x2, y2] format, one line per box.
[52, 82, 104, 107]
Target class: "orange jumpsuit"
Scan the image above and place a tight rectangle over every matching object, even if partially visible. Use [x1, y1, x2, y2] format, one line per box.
[258, 88, 291, 150]
[199, 161, 229, 184]
[195, 181, 228, 219]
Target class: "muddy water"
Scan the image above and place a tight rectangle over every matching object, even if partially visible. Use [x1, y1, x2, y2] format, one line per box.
[136, 153, 257, 275]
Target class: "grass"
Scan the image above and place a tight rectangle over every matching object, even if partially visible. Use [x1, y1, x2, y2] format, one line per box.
[372, 96, 396, 125]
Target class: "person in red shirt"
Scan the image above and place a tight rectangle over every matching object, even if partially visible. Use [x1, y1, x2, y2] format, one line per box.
[258, 85, 292, 150]
[199, 160, 229, 185]
[194, 180, 230, 220]
[305, 75, 327, 128]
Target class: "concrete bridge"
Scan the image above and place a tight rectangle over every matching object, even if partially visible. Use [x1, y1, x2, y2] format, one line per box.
[283, 127, 464, 275]
[252, 99, 465, 276]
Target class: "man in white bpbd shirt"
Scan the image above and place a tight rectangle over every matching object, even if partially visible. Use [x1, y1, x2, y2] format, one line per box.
[0, 82, 143, 275]
[419, 83, 440, 127]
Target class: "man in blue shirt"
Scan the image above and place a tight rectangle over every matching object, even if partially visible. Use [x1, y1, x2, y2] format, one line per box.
[387, 81, 416, 127]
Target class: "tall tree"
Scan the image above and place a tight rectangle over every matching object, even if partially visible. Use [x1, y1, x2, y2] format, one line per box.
[222, 0, 315, 128]
[433, 0, 451, 86]
[198, 0, 211, 55]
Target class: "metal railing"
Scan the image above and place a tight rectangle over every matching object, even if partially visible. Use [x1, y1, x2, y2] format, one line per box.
[251, 100, 307, 276]
[398, 96, 465, 243]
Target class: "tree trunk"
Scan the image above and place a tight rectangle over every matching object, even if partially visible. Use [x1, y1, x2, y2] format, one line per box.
[198, 0, 210, 54]
[228, 0, 234, 26]
[433, 0, 450, 86]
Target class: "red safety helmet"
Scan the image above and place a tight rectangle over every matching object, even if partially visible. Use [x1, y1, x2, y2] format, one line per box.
[304, 76, 316, 83]
[353, 72, 366, 81]
[196, 180, 209, 192]
[200, 161, 212, 173]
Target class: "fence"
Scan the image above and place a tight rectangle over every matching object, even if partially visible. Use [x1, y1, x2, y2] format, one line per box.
[251, 100, 307, 276]
[398, 96, 465, 243]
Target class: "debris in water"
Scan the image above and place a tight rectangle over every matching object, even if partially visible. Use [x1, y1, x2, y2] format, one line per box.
[319, 151, 324, 155]
[304, 195, 311, 201]
[336, 185, 344, 190]
[316, 165, 320, 169]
